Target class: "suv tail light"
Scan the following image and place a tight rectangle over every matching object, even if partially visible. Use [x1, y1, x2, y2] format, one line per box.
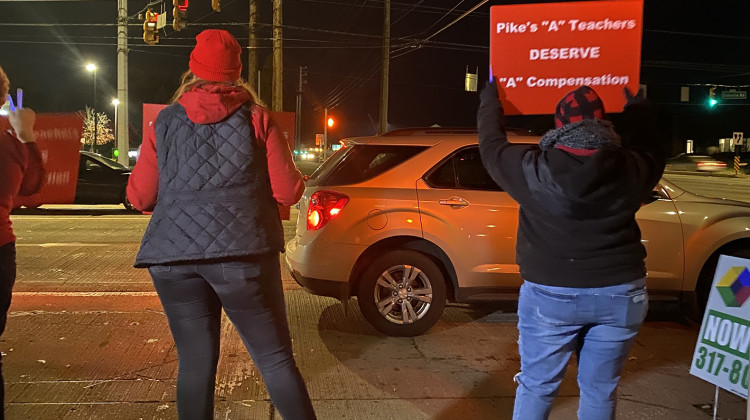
[307, 190, 349, 230]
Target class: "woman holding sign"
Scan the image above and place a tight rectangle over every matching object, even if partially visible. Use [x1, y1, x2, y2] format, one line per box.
[478, 82, 665, 419]
[0, 65, 45, 419]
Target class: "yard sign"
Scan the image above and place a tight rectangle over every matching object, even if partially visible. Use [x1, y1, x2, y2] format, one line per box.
[689, 255, 750, 399]
[489, 0, 643, 115]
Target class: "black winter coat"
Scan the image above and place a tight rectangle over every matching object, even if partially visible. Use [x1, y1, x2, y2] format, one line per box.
[477, 83, 666, 288]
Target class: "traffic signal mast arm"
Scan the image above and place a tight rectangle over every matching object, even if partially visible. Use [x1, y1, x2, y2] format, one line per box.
[143, 0, 221, 43]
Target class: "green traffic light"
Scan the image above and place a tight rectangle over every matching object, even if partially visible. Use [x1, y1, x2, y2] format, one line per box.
[709, 98, 718, 107]
[113, 148, 120, 157]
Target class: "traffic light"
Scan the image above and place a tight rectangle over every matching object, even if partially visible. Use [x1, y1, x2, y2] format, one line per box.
[113, 148, 120, 158]
[173, 0, 188, 31]
[143, 9, 159, 45]
[211, 0, 221, 12]
[327, 117, 335, 128]
[708, 86, 718, 107]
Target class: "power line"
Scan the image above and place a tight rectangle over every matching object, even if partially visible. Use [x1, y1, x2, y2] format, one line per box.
[292, 0, 488, 17]
[645, 29, 750, 41]
[390, 0, 488, 59]
[392, 0, 426, 25]
[0, 39, 393, 49]
[418, 0, 467, 38]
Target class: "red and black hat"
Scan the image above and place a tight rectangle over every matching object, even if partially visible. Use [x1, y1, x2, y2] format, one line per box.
[553, 86, 606, 128]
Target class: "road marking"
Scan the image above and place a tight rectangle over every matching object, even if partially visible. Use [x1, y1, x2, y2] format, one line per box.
[13, 291, 158, 297]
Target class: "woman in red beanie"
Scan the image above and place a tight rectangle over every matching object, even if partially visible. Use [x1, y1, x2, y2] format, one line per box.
[127, 30, 315, 420]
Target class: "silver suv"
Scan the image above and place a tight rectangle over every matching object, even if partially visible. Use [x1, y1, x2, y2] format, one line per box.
[285, 128, 750, 336]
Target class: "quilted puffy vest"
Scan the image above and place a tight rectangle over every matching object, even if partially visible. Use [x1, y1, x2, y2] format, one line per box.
[134, 103, 283, 267]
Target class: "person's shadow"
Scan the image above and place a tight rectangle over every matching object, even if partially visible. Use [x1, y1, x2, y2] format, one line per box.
[315, 299, 519, 419]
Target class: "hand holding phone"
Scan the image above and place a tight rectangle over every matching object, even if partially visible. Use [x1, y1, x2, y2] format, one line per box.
[7, 89, 36, 143]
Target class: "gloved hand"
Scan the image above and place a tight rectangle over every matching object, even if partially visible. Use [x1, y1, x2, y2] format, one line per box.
[8, 107, 37, 143]
[480, 81, 503, 110]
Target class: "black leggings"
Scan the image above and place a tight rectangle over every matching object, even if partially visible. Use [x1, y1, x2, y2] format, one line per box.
[148, 254, 315, 420]
[0, 242, 16, 420]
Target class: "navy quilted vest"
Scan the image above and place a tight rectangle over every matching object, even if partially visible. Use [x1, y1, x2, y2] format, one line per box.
[134, 103, 283, 268]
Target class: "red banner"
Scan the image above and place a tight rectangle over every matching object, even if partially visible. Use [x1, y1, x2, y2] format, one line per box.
[142, 103, 165, 141]
[489, 0, 643, 115]
[0, 113, 83, 208]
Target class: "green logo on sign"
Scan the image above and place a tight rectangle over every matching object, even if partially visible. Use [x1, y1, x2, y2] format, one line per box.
[716, 267, 750, 307]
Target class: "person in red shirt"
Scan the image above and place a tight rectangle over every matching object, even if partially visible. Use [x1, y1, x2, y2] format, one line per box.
[0, 64, 45, 419]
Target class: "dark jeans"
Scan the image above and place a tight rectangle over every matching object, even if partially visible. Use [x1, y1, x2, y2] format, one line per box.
[0, 242, 16, 419]
[148, 254, 315, 420]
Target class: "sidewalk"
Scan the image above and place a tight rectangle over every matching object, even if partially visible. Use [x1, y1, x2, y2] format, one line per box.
[4, 289, 747, 419]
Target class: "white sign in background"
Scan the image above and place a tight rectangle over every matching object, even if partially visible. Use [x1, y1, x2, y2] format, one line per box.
[732, 132, 744, 147]
[690, 255, 750, 399]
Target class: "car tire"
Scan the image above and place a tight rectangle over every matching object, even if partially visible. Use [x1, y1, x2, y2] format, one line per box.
[357, 250, 447, 337]
[685, 245, 750, 323]
[122, 191, 135, 211]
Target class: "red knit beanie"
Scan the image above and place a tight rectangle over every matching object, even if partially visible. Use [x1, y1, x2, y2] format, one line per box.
[189, 29, 242, 83]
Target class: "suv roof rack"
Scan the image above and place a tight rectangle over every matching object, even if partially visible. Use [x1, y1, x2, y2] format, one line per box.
[380, 127, 536, 137]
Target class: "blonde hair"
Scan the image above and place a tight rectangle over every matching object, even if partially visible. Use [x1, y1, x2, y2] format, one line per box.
[0, 65, 8, 108]
[170, 70, 263, 106]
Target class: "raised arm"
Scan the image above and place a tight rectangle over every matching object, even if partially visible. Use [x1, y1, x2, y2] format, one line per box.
[477, 81, 533, 197]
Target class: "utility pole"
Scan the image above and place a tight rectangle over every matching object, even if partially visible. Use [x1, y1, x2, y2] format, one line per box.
[295, 66, 307, 153]
[248, 0, 258, 94]
[379, 0, 390, 134]
[272, 0, 283, 111]
[116, 0, 129, 166]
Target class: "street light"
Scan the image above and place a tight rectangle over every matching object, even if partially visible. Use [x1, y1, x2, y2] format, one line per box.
[111, 98, 120, 159]
[85, 62, 98, 152]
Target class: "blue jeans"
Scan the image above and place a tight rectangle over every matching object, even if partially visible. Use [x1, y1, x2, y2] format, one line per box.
[513, 278, 648, 420]
[148, 254, 316, 420]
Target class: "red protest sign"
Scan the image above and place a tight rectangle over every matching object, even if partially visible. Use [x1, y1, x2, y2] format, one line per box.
[489, 0, 643, 115]
[1, 113, 84, 208]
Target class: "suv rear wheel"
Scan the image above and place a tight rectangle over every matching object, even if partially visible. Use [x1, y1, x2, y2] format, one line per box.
[357, 250, 446, 336]
[684, 245, 750, 323]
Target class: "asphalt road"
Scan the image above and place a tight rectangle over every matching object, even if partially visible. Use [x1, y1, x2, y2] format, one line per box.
[664, 173, 750, 203]
[3, 172, 748, 419]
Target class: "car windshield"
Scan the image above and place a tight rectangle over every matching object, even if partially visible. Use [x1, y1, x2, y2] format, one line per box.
[307, 144, 427, 186]
[85, 153, 129, 170]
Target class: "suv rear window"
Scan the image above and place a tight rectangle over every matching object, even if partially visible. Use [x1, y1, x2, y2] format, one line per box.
[424, 146, 502, 191]
[307, 144, 427, 186]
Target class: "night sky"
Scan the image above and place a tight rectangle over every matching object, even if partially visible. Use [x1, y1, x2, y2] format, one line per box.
[0, 0, 748, 151]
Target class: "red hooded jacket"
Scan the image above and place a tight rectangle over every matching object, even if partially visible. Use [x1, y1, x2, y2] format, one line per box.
[0, 131, 45, 246]
[127, 85, 304, 212]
